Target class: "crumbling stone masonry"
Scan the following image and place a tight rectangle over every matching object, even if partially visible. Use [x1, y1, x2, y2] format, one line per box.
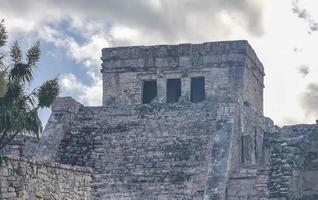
[0, 156, 92, 199]
[265, 125, 318, 200]
[1, 40, 317, 200]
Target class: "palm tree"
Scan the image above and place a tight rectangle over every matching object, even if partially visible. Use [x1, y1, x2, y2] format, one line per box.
[0, 20, 60, 151]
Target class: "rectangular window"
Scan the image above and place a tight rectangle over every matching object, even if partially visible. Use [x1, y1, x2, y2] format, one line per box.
[142, 80, 157, 104]
[167, 79, 181, 103]
[191, 77, 205, 103]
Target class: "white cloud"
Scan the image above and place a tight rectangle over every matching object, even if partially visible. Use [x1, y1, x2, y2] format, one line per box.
[110, 26, 142, 44]
[31, 25, 109, 106]
[0, 0, 268, 109]
[252, 0, 318, 126]
[2, 0, 318, 126]
[1, 0, 266, 43]
[59, 73, 102, 105]
[38, 26, 110, 68]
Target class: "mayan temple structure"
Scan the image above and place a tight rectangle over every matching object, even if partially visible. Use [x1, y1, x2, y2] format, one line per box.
[0, 40, 317, 200]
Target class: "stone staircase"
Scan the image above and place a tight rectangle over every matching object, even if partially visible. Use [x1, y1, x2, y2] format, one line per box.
[256, 166, 270, 200]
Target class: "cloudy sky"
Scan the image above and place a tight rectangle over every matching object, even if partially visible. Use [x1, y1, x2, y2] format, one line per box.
[1, 0, 318, 126]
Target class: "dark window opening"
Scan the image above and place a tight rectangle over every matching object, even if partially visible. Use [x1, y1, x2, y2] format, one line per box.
[167, 79, 181, 103]
[142, 80, 157, 104]
[191, 77, 205, 103]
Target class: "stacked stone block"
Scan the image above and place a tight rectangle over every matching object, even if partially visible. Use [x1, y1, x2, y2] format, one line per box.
[0, 156, 92, 199]
[55, 102, 239, 199]
[265, 125, 318, 199]
[101, 40, 264, 114]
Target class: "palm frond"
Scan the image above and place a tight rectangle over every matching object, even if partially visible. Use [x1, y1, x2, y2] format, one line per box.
[27, 41, 40, 66]
[25, 109, 42, 138]
[2, 80, 24, 103]
[0, 105, 42, 138]
[37, 78, 60, 108]
[0, 19, 7, 47]
[0, 106, 25, 132]
[10, 41, 22, 64]
[9, 63, 33, 83]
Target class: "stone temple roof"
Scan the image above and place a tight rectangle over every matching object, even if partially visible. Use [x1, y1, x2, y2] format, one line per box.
[101, 40, 264, 75]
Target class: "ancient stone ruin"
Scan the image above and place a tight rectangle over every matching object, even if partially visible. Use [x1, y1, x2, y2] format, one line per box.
[0, 40, 317, 200]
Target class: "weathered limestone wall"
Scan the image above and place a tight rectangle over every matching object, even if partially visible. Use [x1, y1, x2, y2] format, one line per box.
[0, 135, 37, 157]
[204, 103, 240, 200]
[96, 41, 266, 199]
[101, 41, 264, 114]
[242, 62, 264, 114]
[49, 98, 277, 200]
[0, 156, 92, 200]
[225, 105, 276, 200]
[265, 125, 318, 200]
[54, 101, 241, 200]
[227, 166, 269, 200]
[102, 60, 241, 106]
[240, 105, 276, 166]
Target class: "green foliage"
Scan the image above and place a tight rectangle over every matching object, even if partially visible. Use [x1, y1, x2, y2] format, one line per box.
[2, 79, 23, 102]
[0, 19, 7, 73]
[10, 41, 22, 64]
[9, 41, 40, 83]
[0, 19, 7, 47]
[9, 63, 34, 83]
[0, 19, 60, 150]
[38, 79, 60, 108]
[27, 41, 40, 66]
[0, 72, 7, 97]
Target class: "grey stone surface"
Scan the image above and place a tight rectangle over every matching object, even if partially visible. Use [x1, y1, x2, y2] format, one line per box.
[265, 125, 318, 200]
[101, 40, 264, 114]
[0, 156, 92, 200]
[0, 135, 37, 157]
[26, 97, 83, 160]
[57, 102, 220, 199]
